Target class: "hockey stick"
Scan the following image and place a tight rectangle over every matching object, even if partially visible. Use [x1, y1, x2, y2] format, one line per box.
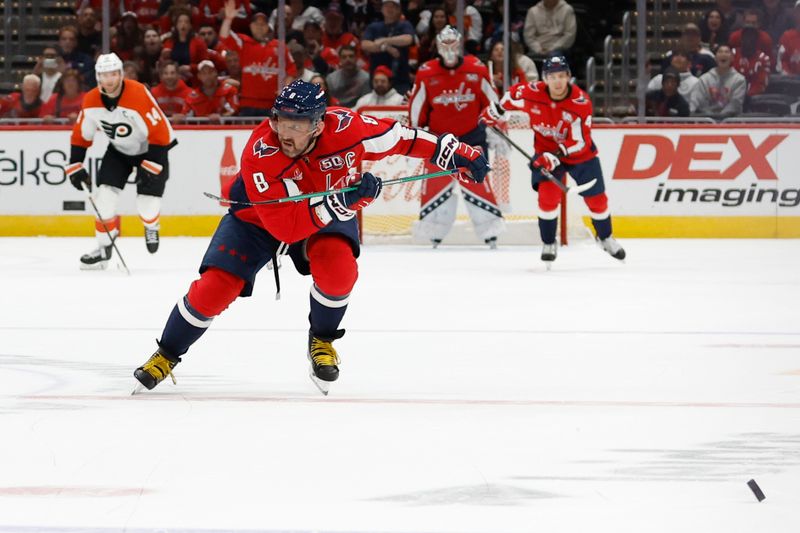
[203, 168, 463, 206]
[84, 189, 131, 276]
[490, 126, 597, 194]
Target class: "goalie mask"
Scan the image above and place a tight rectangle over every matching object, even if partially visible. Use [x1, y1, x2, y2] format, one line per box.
[436, 25, 462, 68]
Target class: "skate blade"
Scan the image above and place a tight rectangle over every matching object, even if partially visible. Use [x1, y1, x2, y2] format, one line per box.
[544, 261, 553, 271]
[80, 261, 109, 271]
[131, 382, 147, 396]
[309, 371, 331, 396]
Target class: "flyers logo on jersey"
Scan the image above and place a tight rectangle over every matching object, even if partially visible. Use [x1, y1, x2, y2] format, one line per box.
[100, 121, 133, 139]
[330, 109, 353, 133]
[253, 138, 279, 158]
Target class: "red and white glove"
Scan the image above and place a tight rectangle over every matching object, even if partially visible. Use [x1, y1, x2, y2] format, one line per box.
[479, 101, 505, 127]
[432, 133, 490, 184]
[531, 152, 560, 173]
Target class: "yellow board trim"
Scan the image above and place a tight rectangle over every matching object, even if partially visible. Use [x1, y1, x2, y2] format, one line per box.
[0, 215, 224, 236]
[1, 215, 799, 238]
[581, 216, 800, 238]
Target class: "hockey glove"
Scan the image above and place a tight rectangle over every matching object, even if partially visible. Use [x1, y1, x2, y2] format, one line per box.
[65, 162, 91, 191]
[479, 101, 505, 127]
[531, 152, 561, 173]
[139, 144, 168, 184]
[312, 172, 383, 224]
[432, 133, 490, 184]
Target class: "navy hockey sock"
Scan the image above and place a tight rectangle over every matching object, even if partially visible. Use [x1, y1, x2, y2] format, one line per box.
[158, 296, 213, 358]
[309, 284, 349, 338]
[538, 217, 558, 245]
[592, 216, 613, 240]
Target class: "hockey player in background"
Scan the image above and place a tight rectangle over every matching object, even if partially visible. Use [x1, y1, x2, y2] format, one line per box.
[65, 52, 176, 269]
[133, 80, 489, 394]
[481, 54, 626, 264]
[409, 26, 505, 248]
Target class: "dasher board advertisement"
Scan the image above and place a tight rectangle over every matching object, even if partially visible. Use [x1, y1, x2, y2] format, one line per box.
[0, 125, 799, 237]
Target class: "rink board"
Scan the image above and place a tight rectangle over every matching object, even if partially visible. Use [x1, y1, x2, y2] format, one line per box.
[0, 124, 799, 237]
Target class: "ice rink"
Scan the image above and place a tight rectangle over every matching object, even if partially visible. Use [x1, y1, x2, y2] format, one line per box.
[1, 236, 799, 533]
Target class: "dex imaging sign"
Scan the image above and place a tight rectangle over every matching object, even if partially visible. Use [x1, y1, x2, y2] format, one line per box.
[596, 128, 800, 216]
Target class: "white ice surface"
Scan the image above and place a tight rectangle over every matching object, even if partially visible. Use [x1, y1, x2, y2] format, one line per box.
[1, 237, 799, 533]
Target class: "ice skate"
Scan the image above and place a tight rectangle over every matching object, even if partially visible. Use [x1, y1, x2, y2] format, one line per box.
[485, 237, 498, 250]
[307, 330, 343, 395]
[132, 348, 180, 394]
[598, 236, 626, 261]
[431, 238, 442, 249]
[541, 242, 557, 270]
[144, 227, 159, 253]
[79, 244, 113, 270]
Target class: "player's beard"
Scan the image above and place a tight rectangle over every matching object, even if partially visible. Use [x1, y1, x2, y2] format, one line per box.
[279, 133, 316, 158]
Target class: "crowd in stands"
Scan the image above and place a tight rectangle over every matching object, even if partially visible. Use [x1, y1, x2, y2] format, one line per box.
[0, 0, 559, 121]
[5, 0, 797, 122]
[646, 0, 800, 119]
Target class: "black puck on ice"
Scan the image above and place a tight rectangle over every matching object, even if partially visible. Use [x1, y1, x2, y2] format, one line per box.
[747, 479, 766, 502]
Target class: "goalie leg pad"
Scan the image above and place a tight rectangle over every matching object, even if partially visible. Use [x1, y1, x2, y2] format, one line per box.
[460, 179, 505, 241]
[187, 267, 246, 318]
[415, 178, 458, 241]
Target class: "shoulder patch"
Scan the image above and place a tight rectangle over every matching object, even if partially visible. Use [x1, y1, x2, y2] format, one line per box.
[253, 137, 279, 158]
[330, 109, 354, 133]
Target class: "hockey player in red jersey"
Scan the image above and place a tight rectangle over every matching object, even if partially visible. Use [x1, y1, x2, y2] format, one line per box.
[481, 54, 626, 264]
[133, 80, 489, 394]
[66, 52, 176, 269]
[409, 26, 505, 248]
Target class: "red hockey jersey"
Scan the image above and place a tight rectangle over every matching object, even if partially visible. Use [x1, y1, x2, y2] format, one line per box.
[499, 81, 597, 165]
[233, 107, 445, 244]
[221, 32, 297, 109]
[779, 29, 800, 75]
[182, 82, 239, 117]
[409, 56, 498, 137]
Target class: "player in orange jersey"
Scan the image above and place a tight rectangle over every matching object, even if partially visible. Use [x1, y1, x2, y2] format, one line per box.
[65, 53, 176, 269]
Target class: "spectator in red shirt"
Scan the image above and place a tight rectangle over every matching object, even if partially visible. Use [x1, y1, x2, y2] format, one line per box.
[779, 3, 800, 76]
[158, 1, 202, 35]
[734, 26, 772, 96]
[730, 9, 775, 70]
[125, 0, 160, 26]
[199, 0, 251, 34]
[151, 60, 193, 118]
[219, 0, 296, 116]
[198, 24, 228, 71]
[304, 21, 340, 74]
[41, 69, 85, 123]
[221, 49, 242, 88]
[163, 11, 210, 77]
[322, 3, 359, 53]
[182, 59, 239, 122]
[0, 75, 44, 118]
